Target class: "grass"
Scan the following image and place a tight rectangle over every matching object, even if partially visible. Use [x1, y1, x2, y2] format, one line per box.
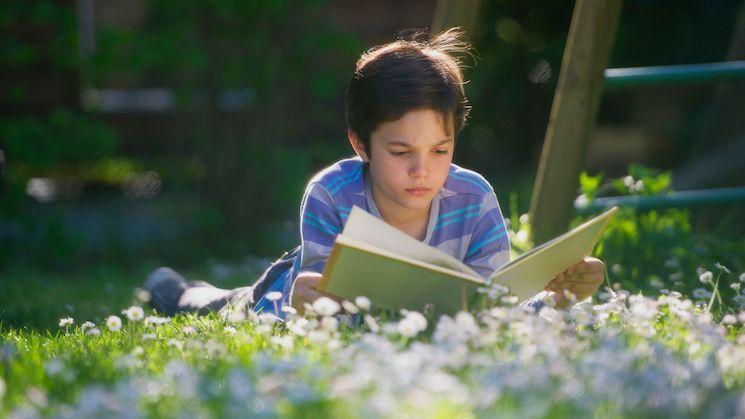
[0, 261, 263, 332]
[1, 198, 744, 417]
[2, 291, 744, 418]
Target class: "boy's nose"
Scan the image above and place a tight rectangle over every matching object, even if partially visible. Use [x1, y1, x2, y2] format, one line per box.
[409, 156, 429, 178]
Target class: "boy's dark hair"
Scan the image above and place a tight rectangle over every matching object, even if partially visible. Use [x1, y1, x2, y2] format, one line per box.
[346, 27, 474, 156]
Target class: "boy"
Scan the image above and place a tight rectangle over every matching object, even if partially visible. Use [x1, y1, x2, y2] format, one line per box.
[145, 28, 605, 318]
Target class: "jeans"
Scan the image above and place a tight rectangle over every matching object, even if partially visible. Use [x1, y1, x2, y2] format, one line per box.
[145, 245, 300, 317]
[145, 267, 255, 316]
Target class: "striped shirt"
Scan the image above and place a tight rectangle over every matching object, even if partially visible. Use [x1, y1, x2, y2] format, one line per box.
[254, 156, 544, 316]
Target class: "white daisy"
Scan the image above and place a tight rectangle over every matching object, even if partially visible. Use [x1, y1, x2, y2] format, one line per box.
[364, 314, 379, 333]
[106, 315, 122, 332]
[258, 313, 279, 325]
[397, 310, 427, 337]
[281, 306, 298, 316]
[699, 271, 714, 284]
[144, 315, 171, 326]
[722, 314, 738, 325]
[265, 291, 283, 302]
[124, 306, 145, 321]
[255, 324, 272, 335]
[313, 297, 341, 317]
[716, 262, 731, 274]
[563, 289, 578, 303]
[354, 296, 371, 311]
[500, 295, 519, 305]
[321, 316, 339, 332]
[341, 300, 359, 314]
[271, 335, 293, 349]
[58, 317, 74, 328]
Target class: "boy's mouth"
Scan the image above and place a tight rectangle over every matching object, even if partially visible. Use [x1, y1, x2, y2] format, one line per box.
[405, 187, 431, 197]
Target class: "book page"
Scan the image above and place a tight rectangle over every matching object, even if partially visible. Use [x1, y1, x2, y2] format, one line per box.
[489, 207, 617, 301]
[342, 206, 479, 277]
[320, 235, 483, 315]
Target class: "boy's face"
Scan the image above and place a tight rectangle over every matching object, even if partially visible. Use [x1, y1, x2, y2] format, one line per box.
[349, 108, 454, 218]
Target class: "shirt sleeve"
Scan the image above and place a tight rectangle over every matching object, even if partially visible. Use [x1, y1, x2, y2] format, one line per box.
[463, 192, 544, 312]
[254, 181, 343, 317]
[463, 192, 510, 277]
[297, 181, 341, 273]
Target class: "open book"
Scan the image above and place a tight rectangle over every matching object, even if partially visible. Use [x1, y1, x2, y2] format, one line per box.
[318, 206, 617, 315]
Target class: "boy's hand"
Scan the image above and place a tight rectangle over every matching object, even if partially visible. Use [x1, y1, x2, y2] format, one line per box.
[544, 257, 605, 309]
[290, 272, 344, 313]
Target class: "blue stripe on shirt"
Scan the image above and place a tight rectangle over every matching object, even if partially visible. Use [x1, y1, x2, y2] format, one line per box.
[450, 173, 490, 192]
[437, 203, 481, 222]
[303, 218, 339, 236]
[327, 167, 363, 194]
[337, 206, 351, 219]
[466, 224, 507, 258]
[434, 211, 480, 231]
[324, 166, 362, 190]
[304, 211, 341, 235]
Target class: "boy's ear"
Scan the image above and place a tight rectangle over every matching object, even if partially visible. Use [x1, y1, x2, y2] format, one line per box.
[347, 130, 369, 162]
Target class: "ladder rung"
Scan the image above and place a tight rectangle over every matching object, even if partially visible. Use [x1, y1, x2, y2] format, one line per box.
[574, 187, 745, 214]
[604, 61, 745, 89]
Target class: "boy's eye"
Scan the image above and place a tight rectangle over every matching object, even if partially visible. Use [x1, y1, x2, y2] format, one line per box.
[390, 150, 409, 156]
[433, 148, 449, 155]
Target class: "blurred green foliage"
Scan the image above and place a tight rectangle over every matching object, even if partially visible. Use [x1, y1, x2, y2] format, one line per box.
[0, 0, 119, 182]
[88, 0, 361, 255]
[577, 166, 744, 311]
[0, 1, 120, 268]
[0, 1, 79, 71]
[503, 165, 744, 316]
[1, 0, 742, 270]
[1, 1, 362, 267]
[0, 109, 117, 173]
[462, 0, 740, 184]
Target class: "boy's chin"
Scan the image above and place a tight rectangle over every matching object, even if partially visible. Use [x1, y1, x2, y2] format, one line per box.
[397, 196, 435, 212]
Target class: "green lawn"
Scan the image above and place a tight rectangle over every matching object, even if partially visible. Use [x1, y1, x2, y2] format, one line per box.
[0, 262, 263, 332]
[2, 203, 744, 417]
[2, 285, 744, 417]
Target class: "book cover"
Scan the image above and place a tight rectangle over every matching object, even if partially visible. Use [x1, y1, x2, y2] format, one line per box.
[319, 206, 617, 314]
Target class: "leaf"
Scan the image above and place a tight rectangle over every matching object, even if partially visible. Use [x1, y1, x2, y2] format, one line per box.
[579, 171, 603, 199]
